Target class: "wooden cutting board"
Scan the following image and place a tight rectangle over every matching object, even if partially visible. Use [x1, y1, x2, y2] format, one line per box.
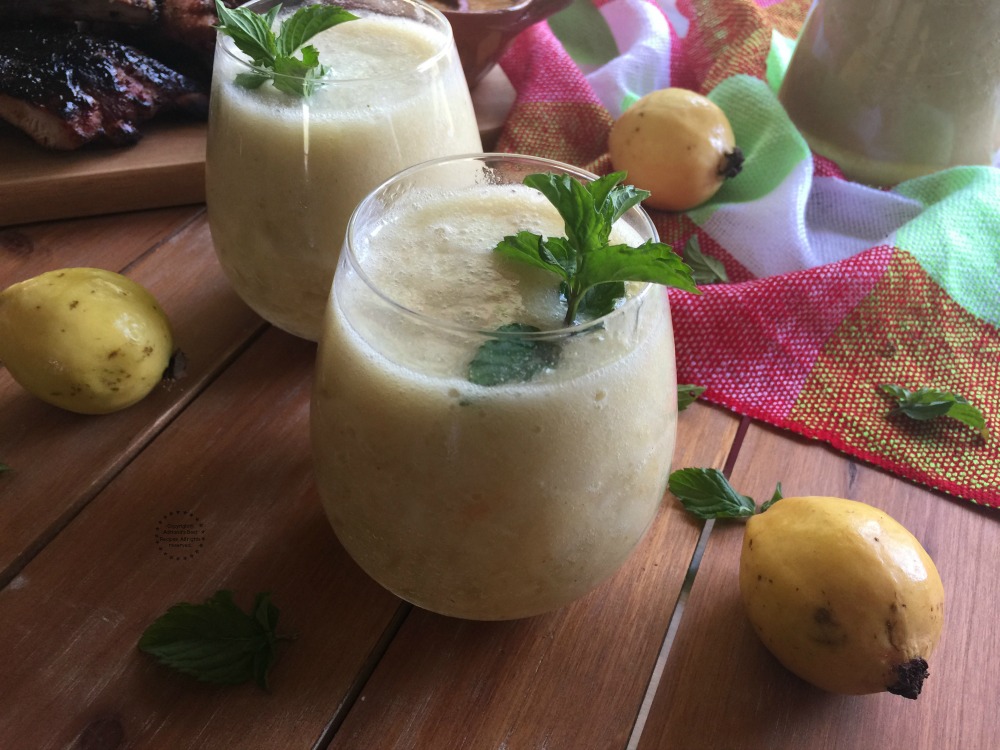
[0, 118, 207, 228]
[0, 66, 515, 229]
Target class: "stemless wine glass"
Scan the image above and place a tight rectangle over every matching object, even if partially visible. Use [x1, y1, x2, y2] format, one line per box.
[206, 0, 483, 341]
[311, 153, 679, 620]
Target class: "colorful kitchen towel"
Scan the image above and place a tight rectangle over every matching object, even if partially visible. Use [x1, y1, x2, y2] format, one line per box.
[497, 0, 1000, 507]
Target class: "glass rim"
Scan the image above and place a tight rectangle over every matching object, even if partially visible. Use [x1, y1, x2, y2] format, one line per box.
[342, 152, 662, 341]
[220, 0, 455, 85]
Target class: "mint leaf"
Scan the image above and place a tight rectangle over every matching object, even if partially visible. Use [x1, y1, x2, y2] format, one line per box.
[576, 241, 700, 296]
[603, 181, 648, 224]
[215, 0, 357, 98]
[272, 45, 325, 97]
[881, 384, 989, 440]
[677, 384, 705, 411]
[566, 280, 626, 320]
[138, 590, 288, 690]
[683, 235, 728, 285]
[0, 462, 10, 473]
[760, 482, 783, 513]
[235, 71, 271, 89]
[668, 468, 756, 520]
[276, 4, 356, 56]
[468, 324, 561, 387]
[497, 172, 699, 327]
[495, 232, 572, 280]
[524, 173, 608, 255]
[215, 1, 279, 65]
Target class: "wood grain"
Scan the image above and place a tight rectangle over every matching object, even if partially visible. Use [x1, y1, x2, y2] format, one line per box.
[328, 404, 741, 749]
[0, 120, 207, 228]
[0, 211, 264, 585]
[0, 206, 196, 284]
[0, 328, 403, 749]
[636, 421, 1000, 750]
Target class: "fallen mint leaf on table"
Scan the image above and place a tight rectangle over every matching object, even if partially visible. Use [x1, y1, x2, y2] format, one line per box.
[669, 469, 785, 520]
[677, 384, 705, 411]
[668, 467, 757, 519]
[682, 235, 728, 285]
[880, 384, 989, 440]
[138, 590, 290, 690]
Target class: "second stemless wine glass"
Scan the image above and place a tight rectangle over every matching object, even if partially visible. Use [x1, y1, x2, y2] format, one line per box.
[311, 153, 679, 620]
[206, 0, 483, 341]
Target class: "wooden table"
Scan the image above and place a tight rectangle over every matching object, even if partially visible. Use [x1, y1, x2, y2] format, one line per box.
[2, 199, 999, 749]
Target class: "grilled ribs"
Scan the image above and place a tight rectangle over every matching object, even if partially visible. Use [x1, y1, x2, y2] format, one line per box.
[0, 1, 229, 62]
[0, 1, 160, 26]
[0, 26, 208, 150]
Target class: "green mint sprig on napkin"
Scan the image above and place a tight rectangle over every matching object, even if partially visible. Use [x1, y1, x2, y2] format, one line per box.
[682, 235, 728, 285]
[214, 0, 357, 98]
[880, 384, 989, 440]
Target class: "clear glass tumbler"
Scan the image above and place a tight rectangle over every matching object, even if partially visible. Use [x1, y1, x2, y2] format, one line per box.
[206, 0, 483, 341]
[311, 153, 679, 620]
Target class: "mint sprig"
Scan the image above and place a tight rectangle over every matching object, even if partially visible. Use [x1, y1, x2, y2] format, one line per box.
[880, 384, 989, 440]
[467, 172, 699, 387]
[214, 1, 357, 98]
[494, 171, 700, 327]
[669, 468, 783, 520]
[138, 590, 291, 690]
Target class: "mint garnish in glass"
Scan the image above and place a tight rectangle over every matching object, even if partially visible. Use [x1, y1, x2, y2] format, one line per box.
[214, 1, 358, 98]
[467, 171, 699, 387]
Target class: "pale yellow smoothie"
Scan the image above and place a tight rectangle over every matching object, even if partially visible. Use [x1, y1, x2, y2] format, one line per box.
[779, 0, 1000, 186]
[206, 1, 482, 341]
[311, 169, 678, 620]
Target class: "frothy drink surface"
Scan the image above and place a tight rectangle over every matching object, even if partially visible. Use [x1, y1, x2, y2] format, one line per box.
[312, 182, 678, 620]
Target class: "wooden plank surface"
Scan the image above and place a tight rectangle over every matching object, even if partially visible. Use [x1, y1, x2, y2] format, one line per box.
[0, 206, 196, 283]
[328, 404, 741, 749]
[0, 210, 264, 585]
[0, 120, 207, 228]
[0, 327, 403, 749]
[637, 422, 1000, 750]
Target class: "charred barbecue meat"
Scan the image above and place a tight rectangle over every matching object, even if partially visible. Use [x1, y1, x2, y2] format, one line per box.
[0, 26, 209, 150]
[0, 1, 160, 26]
[0, 0, 233, 66]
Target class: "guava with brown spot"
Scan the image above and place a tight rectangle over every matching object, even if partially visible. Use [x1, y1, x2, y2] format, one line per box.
[0, 268, 174, 414]
[739, 496, 944, 698]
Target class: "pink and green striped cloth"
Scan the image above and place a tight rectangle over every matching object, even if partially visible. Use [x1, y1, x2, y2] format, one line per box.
[496, 0, 1000, 507]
